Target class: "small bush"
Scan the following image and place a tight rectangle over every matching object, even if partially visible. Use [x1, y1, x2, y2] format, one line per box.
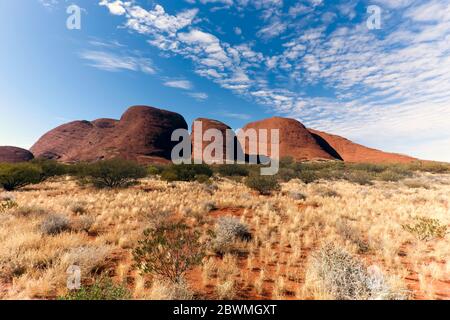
[307, 244, 406, 300]
[315, 187, 341, 198]
[402, 217, 448, 241]
[276, 168, 297, 182]
[212, 217, 252, 254]
[60, 245, 111, 274]
[134, 222, 205, 283]
[412, 161, 450, 174]
[377, 170, 406, 182]
[0, 163, 43, 191]
[0, 199, 18, 213]
[288, 192, 307, 201]
[71, 215, 95, 233]
[69, 201, 88, 215]
[336, 220, 370, 253]
[59, 277, 131, 300]
[160, 164, 213, 182]
[350, 163, 386, 173]
[297, 170, 320, 184]
[147, 165, 163, 176]
[31, 159, 67, 181]
[216, 164, 249, 177]
[40, 214, 70, 235]
[245, 175, 280, 195]
[279, 156, 295, 168]
[344, 171, 374, 185]
[195, 174, 212, 184]
[76, 159, 147, 188]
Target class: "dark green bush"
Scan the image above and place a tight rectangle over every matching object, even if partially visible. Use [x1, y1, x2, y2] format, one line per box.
[134, 222, 204, 283]
[31, 159, 67, 181]
[147, 165, 163, 176]
[245, 175, 280, 195]
[297, 169, 320, 184]
[75, 159, 147, 188]
[344, 171, 374, 185]
[59, 277, 131, 300]
[377, 170, 405, 182]
[0, 163, 43, 191]
[160, 164, 213, 182]
[276, 168, 297, 182]
[215, 164, 249, 177]
[279, 156, 295, 168]
[349, 163, 386, 173]
[195, 174, 212, 184]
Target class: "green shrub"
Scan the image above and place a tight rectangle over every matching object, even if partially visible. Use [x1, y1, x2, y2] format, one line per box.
[245, 175, 280, 195]
[160, 164, 213, 182]
[133, 222, 205, 283]
[412, 161, 450, 174]
[0, 163, 43, 191]
[0, 198, 18, 213]
[195, 174, 211, 184]
[344, 171, 374, 185]
[76, 159, 147, 188]
[147, 165, 163, 176]
[215, 164, 249, 177]
[297, 169, 320, 184]
[279, 156, 295, 168]
[377, 170, 405, 182]
[349, 163, 386, 173]
[59, 277, 131, 300]
[276, 168, 297, 182]
[31, 159, 67, 181]
[402, 217, 448, 241]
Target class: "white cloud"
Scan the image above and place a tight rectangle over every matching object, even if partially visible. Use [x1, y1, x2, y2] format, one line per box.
[219, 111, 251, 120]
[99, 0, 126, 15]
[39, 0, 58, 8]
[164, 80, 193, 90]
[188, 92, 209, 100]
[80, 50, 156, 74]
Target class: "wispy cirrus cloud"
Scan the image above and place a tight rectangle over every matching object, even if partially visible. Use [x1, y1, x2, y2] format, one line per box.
[188, 92, 209, 101]
[80, 50, 156, 74]
[163, 79, 193, 90]
[39, 0, 59, 8]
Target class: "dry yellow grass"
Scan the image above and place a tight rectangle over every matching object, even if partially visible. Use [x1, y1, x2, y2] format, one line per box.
[0, 172, 449, 300]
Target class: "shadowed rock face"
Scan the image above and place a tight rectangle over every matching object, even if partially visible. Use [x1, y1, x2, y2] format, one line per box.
[30, 106, 188, 164]
[0, 146, 34, 163]
[242, 117, 338, 161]
[308, 129, 417, 164]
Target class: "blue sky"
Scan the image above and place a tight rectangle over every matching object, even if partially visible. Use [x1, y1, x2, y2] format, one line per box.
[1, 0, 449, 161]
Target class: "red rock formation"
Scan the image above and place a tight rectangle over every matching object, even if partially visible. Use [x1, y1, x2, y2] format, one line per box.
[31, 106, 187, 164]
[242, 117, 338, 161]
[0, 146, 34, 163]
[308, 129, 417, 164]
[29, 105, 419, 165]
